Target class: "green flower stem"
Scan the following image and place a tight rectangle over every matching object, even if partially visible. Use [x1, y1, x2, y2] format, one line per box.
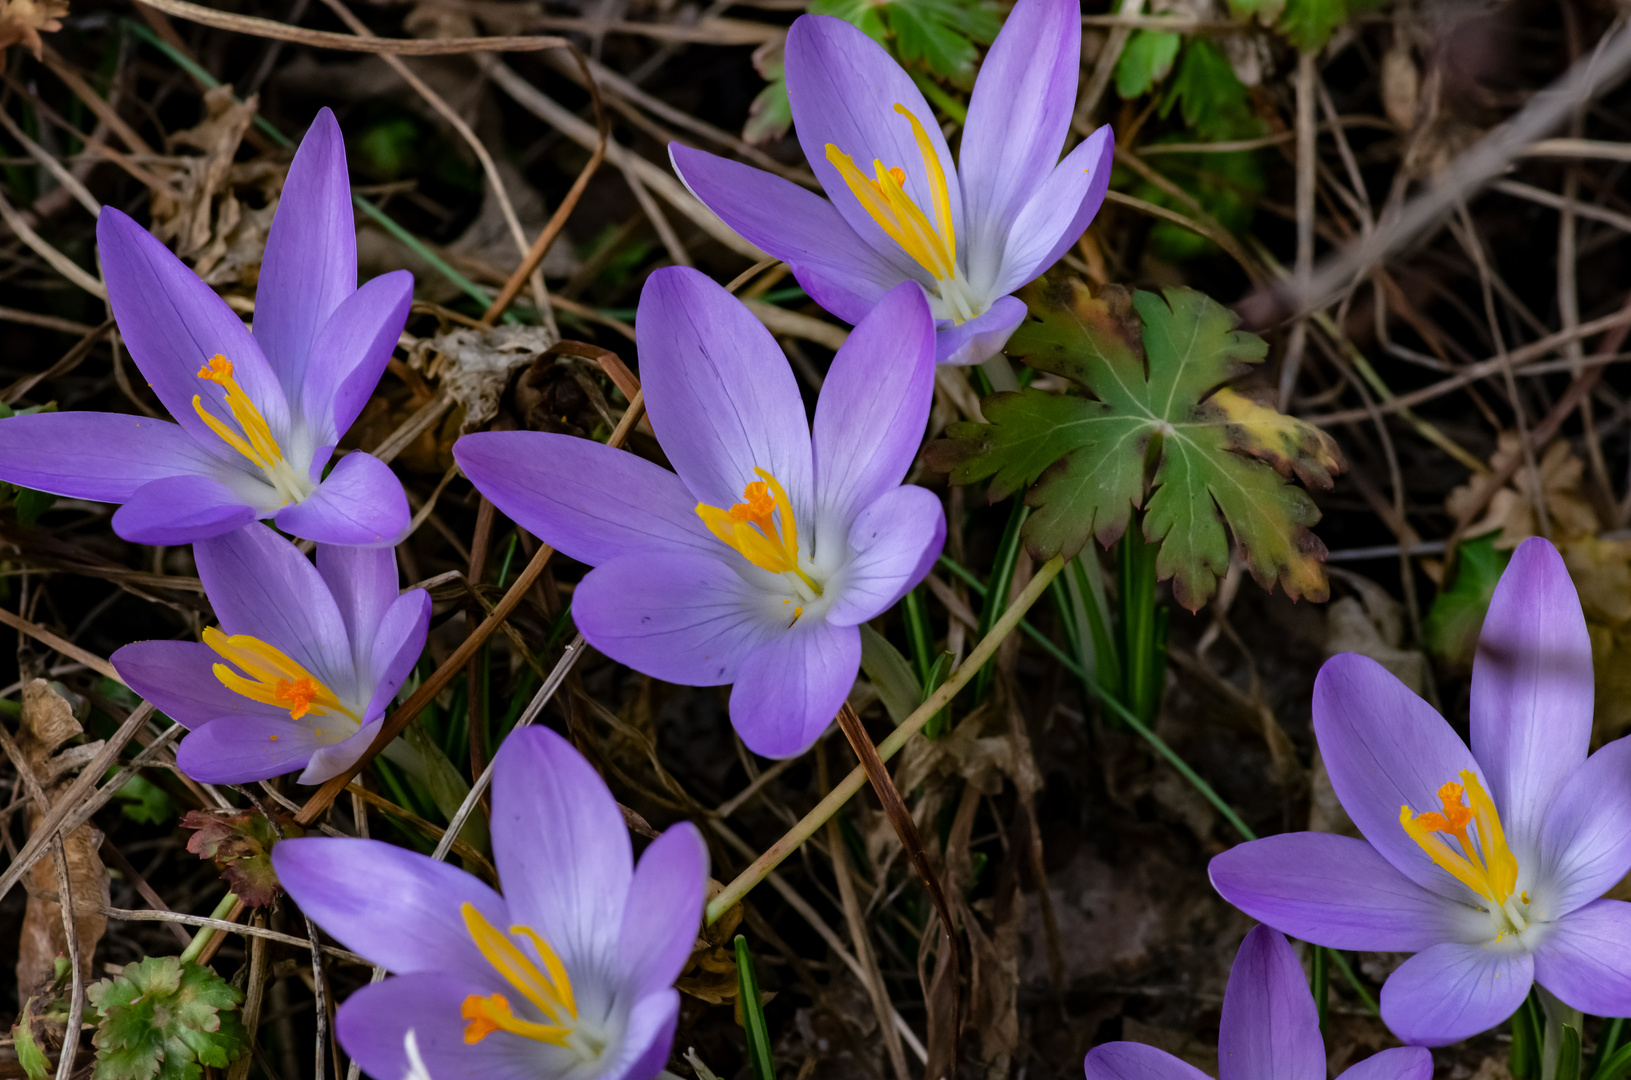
[1540, 985, 1585, 1080]
[704, 555, 1066, 925]
[177, 892, 239, 965]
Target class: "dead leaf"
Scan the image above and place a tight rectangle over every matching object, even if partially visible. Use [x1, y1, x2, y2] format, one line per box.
[1324, 571, 1428, 695]
[433, 324, 562, 433]
[150, 85, 264, 265]
[183, 805, 303, 908]
[1445, 436, 1600, 547]
[1560, 536, 1631, 742]
[0, 0, 66, 62]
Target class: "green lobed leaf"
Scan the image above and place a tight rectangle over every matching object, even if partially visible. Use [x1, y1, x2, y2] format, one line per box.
[1423, 531, 1511, 670]
[1161, 38, 1258, 142]
[89, 957, 247, 1080]
[883, 0, 1002, 87]
[1114, 29, 1181, 99]
[182, 806, 300, 908]
[14, 999, 51, 1080]
[113, 774, 177, 825]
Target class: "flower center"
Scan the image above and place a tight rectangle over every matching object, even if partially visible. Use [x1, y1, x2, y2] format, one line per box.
[203, 627, 358, 728]
[193, 354, 313, 505]
[696, 468, 823, 603]
[1400, 771, 1530, 932]
[460, 903, 603, 1059]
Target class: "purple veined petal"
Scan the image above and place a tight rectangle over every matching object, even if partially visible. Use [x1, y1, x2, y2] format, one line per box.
[572, 550, 773, 687]
[297, 719, 380, 785]
[1534, 735, 1631, 918]
[275, 835, 508, 980]
[1208, 833, 1466, 952]
[669, 144, 905, 326]
[98, 207, 291, 447]
[175, 713, 331, 783]
[1333, 1046, 1435, 1080]
[274, 450, 409, 547]
[786, 15, 964, 269]
[112, 474, 257, 545]
[618, 823, 709, 1000]
[254, 108, 357, 399]
[635, 267, 813, 514]
[1217, 926, 1325, 1080]
[336, 974, 547, 1080]
[935, 294, 1028, 367]
[1313, 652, 1484, 900]
[992, 126, 1115, 298]
[111, 640, 289, 730]
[811, 282, 935, 520]
[362, 589, 432, 721]
[453, 430, 716, 567]
[599, 991, 682, 1080]
[1532, 899, 1631, 1016]
[0, 412, 220, 503]
[729, 617, 860, 758]
[1471, 537, 1593, 862]
[300, 270, 413, 446]
[490, 727, 634, 979]
[958, 0, 1081, 269]
[1083, 1042, 1213, 1080]
[826, 485, 945, 627]
[316, 543, 399, 669]
[1378, 942, 1533, 1047]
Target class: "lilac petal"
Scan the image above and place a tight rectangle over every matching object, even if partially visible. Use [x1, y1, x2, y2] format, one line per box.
[1217, 926, 1324, 1080]
[453, 431, 716, 567]
[995, 126, 1115, 297]
[176, 714, 329, 783]
[958, 0, 1081, 274]
[274, 835, 507, 980]
[98, 208, 289, 446]
[1314, 653, 1484, 900]
[112, 474, 256, 545]
[601, 991, 682, 1080]
[0, 412, 219, 502]
[316, 543, 398, 668]
[254, 108, 357, 398]
[618, 823, 708, 999]
[300, 270, 413, 446]
[786, 15, 962, 271]
[297, 720, 380, 785]
[490, 727, 633, 976]
[1333, 1047, 1435, 1080]
[362, 590, 432, 721]
[669, 144, 901, 326]
[826, 485, 945, 626]
[1535, 735, 1631, 917]
[572, 551, 771, 686]
[935, 295, 1027, 367]
[635, 267, 813, 513]
[1208, 833, 1463, 952]
[1083, 1042, 1212, 1080]
[1470, 537, 1593, 860]
[111, 640, 287, 730]
[1532, 899, 1631, 1016]
[274, 450, 408, 547]
[811, 281, 935, 520]
[337, 974, 547, 1080]
[1379, 942, 1533, 1047]
[729, 618, 859, 758]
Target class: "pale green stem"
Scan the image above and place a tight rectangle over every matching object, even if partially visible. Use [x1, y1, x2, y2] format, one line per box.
[979, 353, 1022, 393]
[1540, 985, 1584, 1080]
[177, 892, 239, 965]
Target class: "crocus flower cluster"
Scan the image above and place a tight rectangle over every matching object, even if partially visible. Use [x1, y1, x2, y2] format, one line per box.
[275, 726, 709, 1080]
[1211, 538, 1631, 1045]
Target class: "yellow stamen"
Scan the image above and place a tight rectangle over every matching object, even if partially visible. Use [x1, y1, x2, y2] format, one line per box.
[824, 104, 957, 282]
[1400, 771, 1520, 907]
[202, 627, 357, 725]
[460, 904, 578, 1046]
[193, 354, 286, 472]
[696, 468, 822, 595]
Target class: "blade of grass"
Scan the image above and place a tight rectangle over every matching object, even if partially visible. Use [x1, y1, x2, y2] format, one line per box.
[735, 936, 776, 1080]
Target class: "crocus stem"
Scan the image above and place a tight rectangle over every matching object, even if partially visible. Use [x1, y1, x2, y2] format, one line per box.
[177, 891, 239, 965]
[1539, 985, 1585, 1080]
[704, 555, 1066, 925]
[979, 353, 1022, 393]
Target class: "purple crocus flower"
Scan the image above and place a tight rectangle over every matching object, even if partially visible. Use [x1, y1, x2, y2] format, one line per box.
[273, 726, 709, 1080]
[1211, 538, 1631, 1046]
[111, 522, 430, 784]
[1084, 926, 1432, 1080]
[670, 0, 1113, 367]
[454, 267, 944, 759]
[0, 109, 412, 546]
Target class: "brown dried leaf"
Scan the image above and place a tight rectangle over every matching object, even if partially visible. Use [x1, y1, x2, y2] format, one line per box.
[183, 806, 303, 908]
[150, 85, 263, 261]
[1445, 436, 1600, 547]
[0, 0, 67, 61]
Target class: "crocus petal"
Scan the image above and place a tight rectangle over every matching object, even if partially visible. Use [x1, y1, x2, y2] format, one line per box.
[274, 450, 408, 547]
[1217, 926, 1325, 1080]
[362, 590, 432, 721]
[1379, 942, 1533, 1047]
[618, 823, 709, 999]
[316, 543, 398, 669]
[934, 295, 1028, 367]
[338, 974, 550, 1080]
[490, 727, 633, 976]
[1532, 899, 1631, 1016]
[1333, 1047, 1435, 1080]
[994, 126, 1115, 297]
[300, 270, 413, 445]
[1535, 735, 1631, 917]
[112, 474, 257, 545]
[453, 431, 716, 566]
[811, 281, 935, 520]
[297, 721, 380, 785]
[176, 714, 332, 783]
[600, 991, 682, 1080]
[826, 485, 945, 627]
[669, 144, 901, 326]
[1470, 537, 1592, 860]
[1208, 833, 1467, 952]
[111, 640, 288, 730]
[1313, 653, 1484, 900]
[274, 835, 508, 981]
[0, 412, 220, 502]
[729, 618, 859, 758]
[1084, 1042, 1212, 1080]
[635, 267, 813, 513]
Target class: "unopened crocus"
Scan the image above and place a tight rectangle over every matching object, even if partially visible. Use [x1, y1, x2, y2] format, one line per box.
[670, 0, 1112, 366]
[111, 522, 429, 784]
[1084, 926, 1432, 1080]
[1211, 538, 1631, 1045]
[0, 108, 412, 546]
[455, 267, 944, 759]
[274, 726, 709, 1080]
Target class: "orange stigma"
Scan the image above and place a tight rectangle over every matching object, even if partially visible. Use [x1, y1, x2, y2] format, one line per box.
[459, 904, 579, 1047]
[697, 469, 822, 596]
[203, 628, 357, 726]
[1400, 770, 1520, 911]
[274, 677, 319, 720]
